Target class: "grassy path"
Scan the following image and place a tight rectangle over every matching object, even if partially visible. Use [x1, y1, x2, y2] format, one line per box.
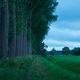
[26, 56, 48, 80]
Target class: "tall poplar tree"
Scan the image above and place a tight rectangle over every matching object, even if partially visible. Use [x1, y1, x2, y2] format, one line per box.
[1, 0, 9, 58]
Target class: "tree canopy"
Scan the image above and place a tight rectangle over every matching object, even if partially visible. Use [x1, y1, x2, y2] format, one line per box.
[0, 0, 58, 58]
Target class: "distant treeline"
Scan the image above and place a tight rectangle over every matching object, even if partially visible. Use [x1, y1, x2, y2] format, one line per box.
[47, 47, 80, 56]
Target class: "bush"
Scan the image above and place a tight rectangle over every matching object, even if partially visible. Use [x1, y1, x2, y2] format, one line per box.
[62, 47, 70, 55]
[71, 48, 80, 56]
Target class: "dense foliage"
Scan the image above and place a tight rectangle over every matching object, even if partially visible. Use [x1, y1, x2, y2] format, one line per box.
[71, 47, 80, 55]
[62, 47, 70, 55]
[0, 0, 58, 58]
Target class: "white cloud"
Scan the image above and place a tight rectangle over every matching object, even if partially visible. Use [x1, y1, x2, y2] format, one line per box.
[45, 26, 80, 42]
[51, 21, 80, 30]
[44, 39, 80, 50]
[51, 27, 80, 37]
[45, 39, 80, 47]
[46, 46, 65, 51]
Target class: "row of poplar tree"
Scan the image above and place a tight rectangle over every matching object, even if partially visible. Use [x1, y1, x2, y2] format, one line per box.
[0, 0, 58, 58]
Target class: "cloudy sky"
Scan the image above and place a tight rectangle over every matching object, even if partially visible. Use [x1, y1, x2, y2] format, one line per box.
[44, 0, 80, 51]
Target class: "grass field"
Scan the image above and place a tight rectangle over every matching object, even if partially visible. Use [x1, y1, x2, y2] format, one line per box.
[0, 55, 80, 80]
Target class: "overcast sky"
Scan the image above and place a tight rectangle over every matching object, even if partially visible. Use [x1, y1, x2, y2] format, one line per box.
[44, 0, 80, 51]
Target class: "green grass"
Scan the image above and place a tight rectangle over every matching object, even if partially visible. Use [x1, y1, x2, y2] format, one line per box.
[46, 56, 80, 75]
[0, 55, 80, 80]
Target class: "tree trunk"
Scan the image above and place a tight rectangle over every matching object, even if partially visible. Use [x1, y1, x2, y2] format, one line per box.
[0, 6, 2, 58]
[27, 23, 32, 55]
[23, 27, 28, 56]
[1, 0, 9, 58]
[17, 6, 23, 56]
[29, 26, 32, 55]
[16, 5, 23, 56]
[29, 11, 34, 55]
[9, 1, 16, 58]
